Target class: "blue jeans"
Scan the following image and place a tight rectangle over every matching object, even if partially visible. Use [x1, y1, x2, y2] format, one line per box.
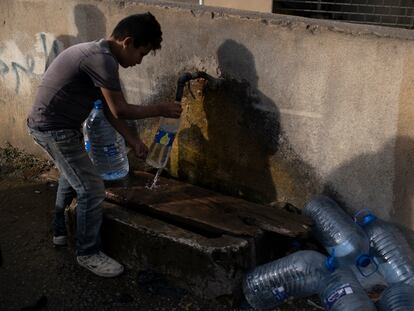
[28, 127, 105, 256]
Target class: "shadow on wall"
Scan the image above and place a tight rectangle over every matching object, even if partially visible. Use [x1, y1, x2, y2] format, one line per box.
[177, 40, 280, 203]
[322, 136, 414, 233]
[394, 136, 414, 232]
[45, 4, 107, 70]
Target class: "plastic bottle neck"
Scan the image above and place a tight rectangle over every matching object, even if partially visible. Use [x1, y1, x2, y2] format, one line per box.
[356, 255, 371, 268]
[362, 214, 377, 226]
[354, 209, 377, 226]
[325, 256, 337, 272]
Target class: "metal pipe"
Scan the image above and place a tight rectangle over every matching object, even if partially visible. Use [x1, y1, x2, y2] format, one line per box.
[175, 72, 202, 102]
[175, 71, 217, 102]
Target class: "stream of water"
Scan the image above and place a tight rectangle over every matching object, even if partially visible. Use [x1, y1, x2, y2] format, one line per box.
[146, 168, 163, 190]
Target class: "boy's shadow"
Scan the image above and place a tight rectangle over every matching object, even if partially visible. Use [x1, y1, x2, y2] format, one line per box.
[45, 4, 106, 70]
[178, 40, 280, 203]
[323, 136, 414, 242]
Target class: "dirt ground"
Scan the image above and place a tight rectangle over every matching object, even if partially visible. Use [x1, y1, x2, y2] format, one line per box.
[0, 144, 322, 311]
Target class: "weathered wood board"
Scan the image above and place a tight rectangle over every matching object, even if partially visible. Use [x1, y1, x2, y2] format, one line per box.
[105, 171, 311, 238]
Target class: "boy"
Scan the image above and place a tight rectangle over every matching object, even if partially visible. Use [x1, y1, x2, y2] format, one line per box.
[27, 13, 181, 277]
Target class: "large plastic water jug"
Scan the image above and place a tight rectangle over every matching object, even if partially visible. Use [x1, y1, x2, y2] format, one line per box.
[319, 267, 376, 311]
[83, 99, 129, 180]
[243, 250, 331, 309]
[304, 195, 372, 273]
[379, 282, 414, 311]
[356, 210, 414, 286]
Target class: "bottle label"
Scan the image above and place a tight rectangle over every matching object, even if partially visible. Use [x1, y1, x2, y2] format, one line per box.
[103, 144, 118, 157]
[271, 286, 288, 302]
[154, 129, 175, 147]
[324, 283, 353, 310]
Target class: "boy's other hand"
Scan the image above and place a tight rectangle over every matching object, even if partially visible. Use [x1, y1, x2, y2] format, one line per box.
[158, 101, 182, 118]
[132, 139, 149, 160]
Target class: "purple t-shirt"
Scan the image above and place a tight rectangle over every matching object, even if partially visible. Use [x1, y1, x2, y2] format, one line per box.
[27, 39, 121, 131]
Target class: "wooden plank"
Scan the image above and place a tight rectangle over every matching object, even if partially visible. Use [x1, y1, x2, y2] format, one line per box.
[190, 195, 311, 237]
[105, 171, 310, 238]
[106, 191, 259, 237]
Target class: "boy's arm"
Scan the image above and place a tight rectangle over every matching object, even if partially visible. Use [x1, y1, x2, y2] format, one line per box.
[103, 108, 148, 159]
[100, 87, 182, 159]
[100, 88, 182, 120]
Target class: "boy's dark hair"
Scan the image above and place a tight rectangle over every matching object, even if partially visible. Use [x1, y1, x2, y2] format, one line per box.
[111, 12, 162, 50]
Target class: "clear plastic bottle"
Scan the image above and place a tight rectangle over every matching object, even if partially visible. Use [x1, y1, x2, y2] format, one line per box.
[146, 115, 180, 169]
[242, 250, 331, 309]
[319, 267, 376, 311]
[146, 72, 207, 169]
[379, 283, 414, 311]
[356, 210, 414, 286]
[83, 99, 129, 180]
[82, 121, 91, 153]
[303, 196, 372, 273]
[351, 265, 387, 291]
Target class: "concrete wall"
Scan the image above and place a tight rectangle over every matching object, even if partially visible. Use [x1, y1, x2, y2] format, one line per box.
[1, 0, 414, 231]
[204, 0, 273, 13]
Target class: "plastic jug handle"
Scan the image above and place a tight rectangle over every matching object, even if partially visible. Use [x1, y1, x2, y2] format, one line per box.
[357, 257, 378, 277]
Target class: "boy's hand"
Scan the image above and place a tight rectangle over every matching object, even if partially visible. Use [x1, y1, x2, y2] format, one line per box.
[132, 139, 149, 160]
[158, 101, 182, 118]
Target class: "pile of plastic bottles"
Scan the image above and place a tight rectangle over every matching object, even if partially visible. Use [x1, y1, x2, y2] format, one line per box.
[243, 195, 414, 310]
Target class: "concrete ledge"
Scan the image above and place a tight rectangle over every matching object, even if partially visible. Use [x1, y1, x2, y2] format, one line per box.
[97, 171, 310, 304]
[101, 201, 254, 304]
[57, 170, 310, 305]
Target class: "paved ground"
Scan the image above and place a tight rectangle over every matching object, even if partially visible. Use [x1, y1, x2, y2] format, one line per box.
[0, 145, 322, 311]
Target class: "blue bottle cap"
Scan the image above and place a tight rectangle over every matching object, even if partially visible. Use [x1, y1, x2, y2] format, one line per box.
[354, 209, 377, 226]
[361, 214, 377, 225]
[325, 256, 337, 272]
[356, 255, 371, 268]
[94, 99, 103, 109]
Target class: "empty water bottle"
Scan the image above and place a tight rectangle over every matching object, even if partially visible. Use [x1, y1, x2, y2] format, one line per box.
[243, 250, 331, 310]
[83, 99, 129, 180]
[320, 267, 376, 311]
[379, 283, 414, 311]
[356, 210, 414, 286]
[350, 265, 387, 291]
[146, 114, 180, 169]
[303, 196, 372, 273]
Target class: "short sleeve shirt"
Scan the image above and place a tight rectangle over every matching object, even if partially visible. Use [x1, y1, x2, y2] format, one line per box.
[27, 39, 121, 131]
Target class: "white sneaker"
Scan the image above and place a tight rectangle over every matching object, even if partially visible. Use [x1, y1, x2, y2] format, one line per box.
[53, 235, 68, 247]
[77, 251, 124, 277]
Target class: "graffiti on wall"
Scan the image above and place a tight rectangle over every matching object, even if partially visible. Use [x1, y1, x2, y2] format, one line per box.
[0, 32, 62, 95]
